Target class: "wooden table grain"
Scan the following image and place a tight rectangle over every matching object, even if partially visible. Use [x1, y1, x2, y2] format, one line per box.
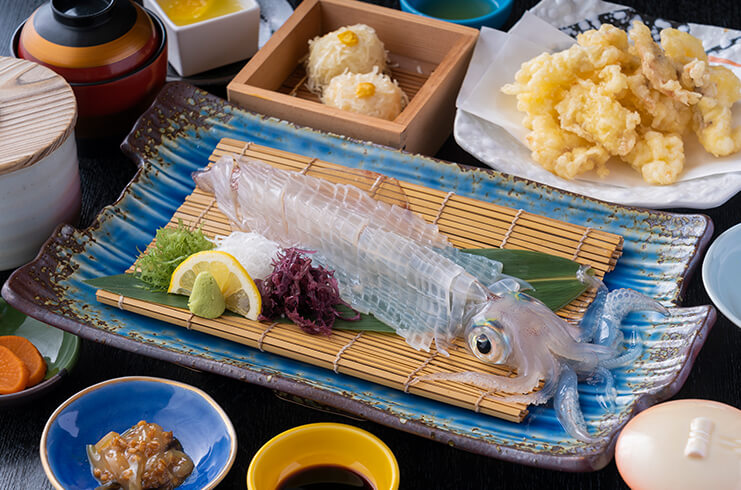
[1, 1, 740, 489]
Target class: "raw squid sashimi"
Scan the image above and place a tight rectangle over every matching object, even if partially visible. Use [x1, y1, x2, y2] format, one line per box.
[194, 156, 503, 353]
[197, 155, 449, 249]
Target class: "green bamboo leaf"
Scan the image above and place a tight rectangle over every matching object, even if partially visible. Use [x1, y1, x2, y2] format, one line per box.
[85, 274, 395, 333]
[333, 305, 394, 332]
[462, 248, 589, 311]
[86, 274, 193, 310]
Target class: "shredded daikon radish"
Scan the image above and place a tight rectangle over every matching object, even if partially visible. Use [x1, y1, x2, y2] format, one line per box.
[212, 231, 281, 280]
[321, 67, 408, 120]
[306, 24, 387, 93]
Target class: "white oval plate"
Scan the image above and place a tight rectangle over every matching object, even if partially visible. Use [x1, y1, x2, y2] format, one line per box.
[454, 109, 741, 210]
[702, 223, 741, 327]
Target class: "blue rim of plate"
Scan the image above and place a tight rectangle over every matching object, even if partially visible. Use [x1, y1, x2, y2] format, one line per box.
[39, 375, 237, 490]
[3, 82, 716, 472]
[702, 223, 741, 327]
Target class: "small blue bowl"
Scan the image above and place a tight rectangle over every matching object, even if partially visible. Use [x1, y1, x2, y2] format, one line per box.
[40, 376, 237, 490]
[702, 222, 741, 328]
[400, 0, 513, 29]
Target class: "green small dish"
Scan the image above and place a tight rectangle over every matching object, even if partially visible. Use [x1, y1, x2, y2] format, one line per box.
[0, 298, 79, 406]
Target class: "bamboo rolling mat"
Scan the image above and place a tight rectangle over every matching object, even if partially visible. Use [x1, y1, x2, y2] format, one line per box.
[96, 139, 624, 423]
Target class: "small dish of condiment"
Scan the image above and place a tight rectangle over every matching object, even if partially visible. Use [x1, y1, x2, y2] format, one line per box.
[247, 423, 399, 490]
[144, 0, 260, 77]
[40, 376, 237, 490]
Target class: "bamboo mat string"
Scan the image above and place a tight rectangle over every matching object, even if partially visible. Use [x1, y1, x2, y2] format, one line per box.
[432, 191, 455, 225]
[500, 209, 524, 248]
[185, 313, 195, 330]
[239, 142, 252, 157]
[333, 332, 363, 373]
[573, 227, 593, 260]
[368, 175, 386, 198]
[403, 352, 438, 392]
[475, 391, 496, 413]
[191, 197, 216, 230]
[258, 322, 279, 352]
[300, 158, 318, 175]
[117, 295, 125, 310]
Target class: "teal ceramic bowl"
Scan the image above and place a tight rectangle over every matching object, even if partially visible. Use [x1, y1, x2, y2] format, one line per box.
[702, 223, 741, 327]
[40, 376, 237, 490]
[400, 0, 513, 29]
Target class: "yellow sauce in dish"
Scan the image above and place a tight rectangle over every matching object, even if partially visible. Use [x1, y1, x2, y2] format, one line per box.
[157, 0, 243, 26]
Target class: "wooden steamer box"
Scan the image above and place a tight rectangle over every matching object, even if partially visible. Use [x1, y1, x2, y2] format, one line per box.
[227, 0, 479, 155]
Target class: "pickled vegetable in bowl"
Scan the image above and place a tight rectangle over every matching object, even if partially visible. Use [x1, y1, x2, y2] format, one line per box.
[40, 377, 237, 490]
[87, 420, 194, 489]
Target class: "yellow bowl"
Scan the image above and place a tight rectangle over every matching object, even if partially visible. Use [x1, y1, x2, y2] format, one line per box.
[247, 423, 399, 490]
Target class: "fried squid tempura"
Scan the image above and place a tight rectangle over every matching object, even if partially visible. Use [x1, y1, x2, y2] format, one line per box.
[502, 21, 741, 185]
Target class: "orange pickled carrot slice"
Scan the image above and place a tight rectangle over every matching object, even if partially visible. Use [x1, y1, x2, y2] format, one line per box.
[0, 345, 29, 394]
[0, 336, 47, 387]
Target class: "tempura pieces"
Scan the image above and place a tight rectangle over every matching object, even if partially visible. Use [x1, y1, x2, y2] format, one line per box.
[502, 21, 741, 185]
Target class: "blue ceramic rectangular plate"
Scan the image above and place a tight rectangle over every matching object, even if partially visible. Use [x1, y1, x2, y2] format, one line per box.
[3, 83, 716, 471]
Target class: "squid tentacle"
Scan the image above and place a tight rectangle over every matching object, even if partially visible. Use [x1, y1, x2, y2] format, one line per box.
[595, 288, 668, 348]
[581, 365, 617, 411]
[599, 328, 644, 369]
[416, 366, 543, 399]
[555, 365, 599, 443]
[578, 282, 608, 343]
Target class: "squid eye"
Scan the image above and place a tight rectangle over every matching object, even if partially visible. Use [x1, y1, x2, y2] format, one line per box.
[465, 320, 511, 364]
[475, 334, 492, 354]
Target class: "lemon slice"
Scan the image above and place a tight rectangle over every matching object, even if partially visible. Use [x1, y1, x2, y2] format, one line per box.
[169, 250, 261, 320]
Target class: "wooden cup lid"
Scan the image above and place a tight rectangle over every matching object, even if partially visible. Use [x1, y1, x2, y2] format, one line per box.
[0, 56, 77, 177]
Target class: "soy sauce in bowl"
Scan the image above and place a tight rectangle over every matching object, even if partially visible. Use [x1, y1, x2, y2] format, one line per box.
[277, 465, 375, 490]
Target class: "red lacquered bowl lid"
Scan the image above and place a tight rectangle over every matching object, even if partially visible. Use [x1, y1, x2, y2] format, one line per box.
[17, 0, 158, 83]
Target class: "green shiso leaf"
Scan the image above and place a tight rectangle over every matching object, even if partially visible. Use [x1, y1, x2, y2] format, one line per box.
[462, 248, 589, 311]
[133, 220, 214, 291]
[87, 248, 587, 335]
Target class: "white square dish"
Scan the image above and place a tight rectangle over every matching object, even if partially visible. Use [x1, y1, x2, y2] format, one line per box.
[144, 0, 260, 77]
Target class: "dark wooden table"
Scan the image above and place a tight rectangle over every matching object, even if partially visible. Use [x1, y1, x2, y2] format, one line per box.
[2, 1, 741, 488]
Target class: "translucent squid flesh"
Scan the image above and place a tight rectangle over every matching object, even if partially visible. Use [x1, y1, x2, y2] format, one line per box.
[194, 155, 668, 441]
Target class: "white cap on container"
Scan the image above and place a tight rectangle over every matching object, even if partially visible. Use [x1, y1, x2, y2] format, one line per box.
[615, 399, 741, 490]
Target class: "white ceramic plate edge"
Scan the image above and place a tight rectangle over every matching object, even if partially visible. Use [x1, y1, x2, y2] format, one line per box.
[454, 109, 741, 209]
[702, 223, 741, 328]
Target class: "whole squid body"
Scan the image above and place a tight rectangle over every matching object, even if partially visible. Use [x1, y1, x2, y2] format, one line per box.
[194, 155, 668, 442]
